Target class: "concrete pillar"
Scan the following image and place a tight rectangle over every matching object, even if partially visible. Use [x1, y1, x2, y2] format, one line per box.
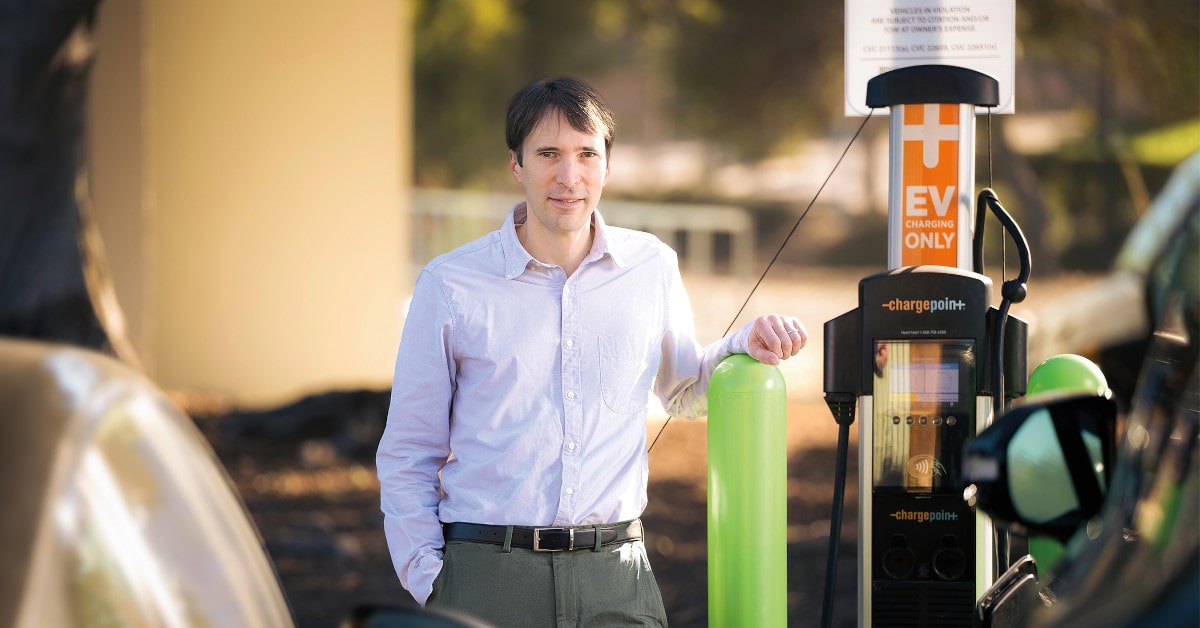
[90, 0, 412, 406]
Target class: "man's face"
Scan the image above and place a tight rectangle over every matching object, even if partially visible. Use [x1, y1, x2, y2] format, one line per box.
[509, 111, 610, 238]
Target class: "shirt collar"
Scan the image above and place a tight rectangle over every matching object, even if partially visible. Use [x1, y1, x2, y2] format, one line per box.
[501, 202, 629, 279]
[590, 209, 629, 269]
[501, 203, 535, 279]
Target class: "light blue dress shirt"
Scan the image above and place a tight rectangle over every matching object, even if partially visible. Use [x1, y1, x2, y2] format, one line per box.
[377, 203, 753, 605]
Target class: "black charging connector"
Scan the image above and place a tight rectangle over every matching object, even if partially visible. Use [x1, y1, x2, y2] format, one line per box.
[821, 392, 857, 628]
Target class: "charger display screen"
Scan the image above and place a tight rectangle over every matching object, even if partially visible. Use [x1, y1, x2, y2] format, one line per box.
[871, 339, 975, 492]
[890, 362, 960, 403]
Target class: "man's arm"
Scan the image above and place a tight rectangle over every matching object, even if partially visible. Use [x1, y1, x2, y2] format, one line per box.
[655, 258, 808, 418]
[376, 271, 455, 606]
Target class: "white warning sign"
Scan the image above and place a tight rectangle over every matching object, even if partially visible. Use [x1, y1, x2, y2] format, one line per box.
[845, 0, 1015, 116]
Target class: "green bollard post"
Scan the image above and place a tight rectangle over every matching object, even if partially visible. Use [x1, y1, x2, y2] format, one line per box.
[707, 353, 788, 627]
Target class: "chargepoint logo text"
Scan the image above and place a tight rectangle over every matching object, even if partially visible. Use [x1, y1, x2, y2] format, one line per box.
[882, 297, 967, 314]
[889, 509, 960, 523]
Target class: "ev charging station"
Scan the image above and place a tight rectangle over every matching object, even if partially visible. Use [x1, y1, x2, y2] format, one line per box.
[822, 64, 1032, 626]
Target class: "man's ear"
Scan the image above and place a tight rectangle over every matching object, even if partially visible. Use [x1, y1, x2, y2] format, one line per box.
[509, 150, 523, 183]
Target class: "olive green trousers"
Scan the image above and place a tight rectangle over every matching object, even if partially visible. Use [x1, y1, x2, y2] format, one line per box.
[427, 538, 668, 627]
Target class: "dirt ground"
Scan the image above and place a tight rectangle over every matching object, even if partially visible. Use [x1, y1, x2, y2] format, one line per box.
[192, 267, 1098, 627]
[198, 402, 860, 628]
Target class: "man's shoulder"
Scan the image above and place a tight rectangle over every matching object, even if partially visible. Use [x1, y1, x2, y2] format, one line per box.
[421, 230, 504, 275]
[602, 224, 678, 263]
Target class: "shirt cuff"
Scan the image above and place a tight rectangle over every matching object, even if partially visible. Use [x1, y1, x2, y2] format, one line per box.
[408, 548, 444, 607]
[729, 320, 755, 356]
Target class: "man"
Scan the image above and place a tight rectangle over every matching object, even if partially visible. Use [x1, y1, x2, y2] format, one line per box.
[378, 76, 808, 626]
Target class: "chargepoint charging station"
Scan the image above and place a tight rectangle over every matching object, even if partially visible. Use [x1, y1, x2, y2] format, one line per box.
[823, 65, 1031, 627]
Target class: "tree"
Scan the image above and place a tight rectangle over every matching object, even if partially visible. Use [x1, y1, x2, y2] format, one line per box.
[670, 0, 847, 160]
[411, 0, 667, 188]
[411, 0, 1198, 273]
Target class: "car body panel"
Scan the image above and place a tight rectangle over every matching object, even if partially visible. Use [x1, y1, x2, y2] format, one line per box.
[0, 338, 294, 628]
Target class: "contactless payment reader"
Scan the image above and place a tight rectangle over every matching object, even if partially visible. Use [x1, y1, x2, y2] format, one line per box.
[821, 65, 1031, 627]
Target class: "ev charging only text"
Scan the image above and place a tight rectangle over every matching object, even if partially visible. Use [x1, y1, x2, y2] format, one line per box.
[905, 185, 956, 250]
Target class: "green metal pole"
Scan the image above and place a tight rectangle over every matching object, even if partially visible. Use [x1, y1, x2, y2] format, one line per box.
[707, 353, 788, 626]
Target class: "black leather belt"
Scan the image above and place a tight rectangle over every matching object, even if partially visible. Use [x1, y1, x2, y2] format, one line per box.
[443, 519, 643, 552]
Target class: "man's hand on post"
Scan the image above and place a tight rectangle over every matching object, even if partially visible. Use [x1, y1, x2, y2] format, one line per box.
[747, 315, 808, 366]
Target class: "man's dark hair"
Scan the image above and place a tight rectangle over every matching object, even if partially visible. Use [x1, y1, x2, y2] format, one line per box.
[505, 76, 615, 166]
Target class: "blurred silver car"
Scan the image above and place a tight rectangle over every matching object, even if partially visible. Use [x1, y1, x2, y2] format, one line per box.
[1, 337, 295, 627]
[966, 152, 1199, 627]
[1027, 151, 1200, 405]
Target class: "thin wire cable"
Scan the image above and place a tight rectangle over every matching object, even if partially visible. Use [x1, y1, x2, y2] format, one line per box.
[985, 106, 1013, 575]
[648, 110, 876, 453]
[986, 109, 994, 189]
[988, 108, 1007, 284]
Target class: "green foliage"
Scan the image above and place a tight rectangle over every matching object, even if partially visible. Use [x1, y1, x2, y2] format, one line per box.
[411, 0, 523, 188]
[1028, 156, 1177, 271]
[1017, 0, 1199, 125]
[1129, 119, 1200, 167]
[669, 1, 845, 160]
[411, 0, 681, 187]
[415, 0, 1197, 177]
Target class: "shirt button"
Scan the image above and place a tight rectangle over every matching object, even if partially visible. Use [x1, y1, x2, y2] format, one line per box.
[567, 442, 577, 451]
[565, 339, 574, 348]
[566, 391, 576, 400]
[565, 488, 575, 496]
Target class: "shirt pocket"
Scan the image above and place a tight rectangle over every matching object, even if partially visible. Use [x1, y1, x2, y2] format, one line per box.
[599, 334, 656, 414]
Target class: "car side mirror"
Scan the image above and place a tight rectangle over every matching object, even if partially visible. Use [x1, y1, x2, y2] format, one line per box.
[962, 394, 1118, 543]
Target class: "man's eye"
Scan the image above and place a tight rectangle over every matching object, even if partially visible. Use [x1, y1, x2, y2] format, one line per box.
[539, 151, 556, 158]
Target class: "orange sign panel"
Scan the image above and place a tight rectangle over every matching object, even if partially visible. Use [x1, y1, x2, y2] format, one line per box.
[901, 104, 960, 267]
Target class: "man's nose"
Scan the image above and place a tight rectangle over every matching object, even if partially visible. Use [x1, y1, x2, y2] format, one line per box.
[556, 159, 582, 185]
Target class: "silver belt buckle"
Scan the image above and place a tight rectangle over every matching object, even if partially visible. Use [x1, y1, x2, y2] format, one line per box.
[532, 527, 573, 552]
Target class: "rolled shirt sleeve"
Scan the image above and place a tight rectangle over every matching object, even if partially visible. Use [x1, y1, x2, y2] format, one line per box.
[654, 254, 754, 418]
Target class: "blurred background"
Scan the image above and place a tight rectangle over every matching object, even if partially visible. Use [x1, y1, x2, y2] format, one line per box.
[77, 0, 1199, 406]
[2, 0, 1197, 626]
